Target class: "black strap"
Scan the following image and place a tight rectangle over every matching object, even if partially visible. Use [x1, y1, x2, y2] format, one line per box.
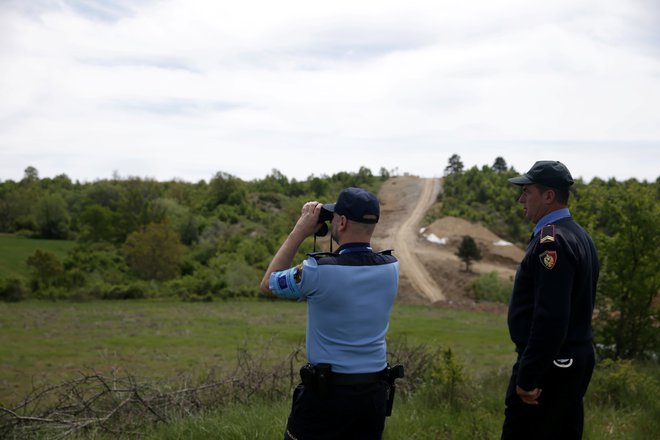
[331, 369, 388, 385]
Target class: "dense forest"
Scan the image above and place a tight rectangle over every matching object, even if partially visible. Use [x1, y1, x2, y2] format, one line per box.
[1, 156, 658, 359]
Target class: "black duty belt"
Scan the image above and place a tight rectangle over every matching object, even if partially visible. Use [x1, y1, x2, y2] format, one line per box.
[331, 369, 388, 385]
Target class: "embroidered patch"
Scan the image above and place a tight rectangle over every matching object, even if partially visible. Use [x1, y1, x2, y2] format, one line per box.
[277, 274, 289, 289]
[540, 225, 555, 244]
[539, 250, 557, 270]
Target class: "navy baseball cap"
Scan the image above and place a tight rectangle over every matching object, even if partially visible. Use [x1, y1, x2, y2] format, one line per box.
[323, 187, 380, 224]
[508, 161, 574, 189]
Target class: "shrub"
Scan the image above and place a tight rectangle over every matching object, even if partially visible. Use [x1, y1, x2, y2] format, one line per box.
[102, 283, 147, 300]
[588, 359, 659, 409]
[0, 278, 28, 302]
[471, 271, 512, 304]
[26, 249, 65, 290]
[419, 347, 468, 407]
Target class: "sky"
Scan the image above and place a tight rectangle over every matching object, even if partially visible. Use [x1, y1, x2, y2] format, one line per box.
[1, 0, 659, 184]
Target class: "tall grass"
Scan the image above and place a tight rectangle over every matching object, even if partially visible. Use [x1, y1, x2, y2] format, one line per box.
[141, 359, 659, 440]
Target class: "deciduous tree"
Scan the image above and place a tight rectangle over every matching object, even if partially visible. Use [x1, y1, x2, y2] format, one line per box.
[36, 193, 71, 239]
[123, 222, 184, 281]
[578, 180, 660, 359]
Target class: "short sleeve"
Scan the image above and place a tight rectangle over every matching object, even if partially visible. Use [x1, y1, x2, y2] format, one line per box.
[268, 266, 303, 300]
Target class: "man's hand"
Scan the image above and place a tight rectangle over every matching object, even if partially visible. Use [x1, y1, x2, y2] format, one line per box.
[516, 385, 542, 405]
[291, 201, 324, 240]
[259, 201, 324, 295]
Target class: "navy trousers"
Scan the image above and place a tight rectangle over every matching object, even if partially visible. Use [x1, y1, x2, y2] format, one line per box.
[501, 346, 596, 440]
[284, 381, 388, 440]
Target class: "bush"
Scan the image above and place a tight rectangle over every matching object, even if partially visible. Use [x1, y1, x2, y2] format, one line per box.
[102, 283, 147, 300]
[418, 347, 468, 407]
[0, 278, 28, 302]
[471, 271, 512, 304]
[588, 359, 660, 409]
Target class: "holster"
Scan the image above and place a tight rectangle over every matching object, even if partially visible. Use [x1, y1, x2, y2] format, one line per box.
[300, 363, 333, 397]
[385, 364, 405, 416]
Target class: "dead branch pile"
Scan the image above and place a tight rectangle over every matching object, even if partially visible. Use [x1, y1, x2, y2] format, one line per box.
[0, 346, 305, 439]
[0, 341, 436, 439]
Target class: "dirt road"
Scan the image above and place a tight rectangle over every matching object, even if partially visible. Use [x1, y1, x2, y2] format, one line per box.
[373, 175, 521, 308]
[373, 176, 445, 303]
[392, 179, 445, 303]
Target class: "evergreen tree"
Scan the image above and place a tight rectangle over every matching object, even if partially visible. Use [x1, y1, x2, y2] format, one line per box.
[456, 235, 482, 272]
[492, 157, 508, 173]
[445, 154, 464, 175]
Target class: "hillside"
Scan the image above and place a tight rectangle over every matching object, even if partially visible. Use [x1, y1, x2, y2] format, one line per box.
[0, 234, 76, 279]
[372, 176, 523, 311]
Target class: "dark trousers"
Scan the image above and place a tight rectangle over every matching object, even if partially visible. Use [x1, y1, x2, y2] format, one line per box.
[284, 381, 388, 440]
[501, 346, 596, 440]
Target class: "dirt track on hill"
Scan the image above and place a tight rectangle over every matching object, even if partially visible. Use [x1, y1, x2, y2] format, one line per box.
[372, 176, 523, 311]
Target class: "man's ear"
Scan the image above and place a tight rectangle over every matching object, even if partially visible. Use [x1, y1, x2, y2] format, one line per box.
[338, 215, 349, 231]
[543, 188, 556, 204]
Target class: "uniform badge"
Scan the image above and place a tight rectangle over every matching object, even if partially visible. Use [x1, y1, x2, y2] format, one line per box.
[539, 250, 557, 270]
[540, 225, 555, 244]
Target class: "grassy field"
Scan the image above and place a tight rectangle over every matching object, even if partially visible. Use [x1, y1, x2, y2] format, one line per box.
[1, 299, 657, 439]
[0, 234, 76, 279]
[0, 299, 512, 405]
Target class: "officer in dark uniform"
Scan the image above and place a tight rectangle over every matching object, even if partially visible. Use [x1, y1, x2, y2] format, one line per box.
[501, 161, 599, 440]
[260, 187, 400, 440]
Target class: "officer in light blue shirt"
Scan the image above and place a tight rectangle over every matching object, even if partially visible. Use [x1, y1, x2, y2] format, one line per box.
[260, 187, 400, 440]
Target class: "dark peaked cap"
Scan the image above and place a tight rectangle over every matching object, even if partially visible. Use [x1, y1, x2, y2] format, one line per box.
[508, 161, 574, 189]
[323, 187, 380, 224]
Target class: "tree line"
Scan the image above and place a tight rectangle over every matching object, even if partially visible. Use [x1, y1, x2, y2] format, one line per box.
[1, 158, 658, 360]
[0, 166, 387, 302]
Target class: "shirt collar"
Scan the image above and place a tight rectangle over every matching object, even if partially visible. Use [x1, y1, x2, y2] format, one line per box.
[533, 208, 571, 237]
[337, 242, 372, 254]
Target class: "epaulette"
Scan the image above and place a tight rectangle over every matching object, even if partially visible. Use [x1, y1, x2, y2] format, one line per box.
[539, 225, 556, 245]
[307, 251, 339, 260]
[378, 249, 394, 255]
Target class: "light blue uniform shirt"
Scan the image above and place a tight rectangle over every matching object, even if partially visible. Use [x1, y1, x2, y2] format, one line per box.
[269, 245, 399, 373]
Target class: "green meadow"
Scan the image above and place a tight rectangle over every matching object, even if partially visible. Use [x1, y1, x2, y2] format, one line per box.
[1, 299, 657, 439]
[0, 299, 512, 404]
[0, 234, 76, 279]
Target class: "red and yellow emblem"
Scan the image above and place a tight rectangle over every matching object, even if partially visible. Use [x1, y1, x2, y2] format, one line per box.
[539, 250, 557, 270]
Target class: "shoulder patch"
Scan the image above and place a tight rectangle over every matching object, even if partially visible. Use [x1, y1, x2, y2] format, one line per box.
[540, 225, 556, 244]
[539, 250, 557, 270]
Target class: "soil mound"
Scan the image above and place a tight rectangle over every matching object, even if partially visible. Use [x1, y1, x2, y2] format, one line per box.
[373, 176, 524, 312]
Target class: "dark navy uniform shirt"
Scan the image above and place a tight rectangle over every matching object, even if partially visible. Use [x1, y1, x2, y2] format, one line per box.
[507, 213, 599, 390]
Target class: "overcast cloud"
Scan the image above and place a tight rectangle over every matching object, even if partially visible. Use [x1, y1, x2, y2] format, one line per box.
[1, 0, 659, 183]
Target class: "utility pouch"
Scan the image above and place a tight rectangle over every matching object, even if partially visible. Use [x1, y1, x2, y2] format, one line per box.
[299, 363, 333, 398]
[315, 363, 332, 397]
